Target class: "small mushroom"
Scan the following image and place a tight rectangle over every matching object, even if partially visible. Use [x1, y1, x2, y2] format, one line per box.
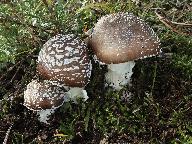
[37, 34, 92, 102]
[24, 80, 66, 124]
[88, 12, 161, 90]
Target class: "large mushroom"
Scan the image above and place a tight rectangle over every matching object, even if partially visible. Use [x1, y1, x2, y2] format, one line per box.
[88, 12, 161, 90]
[37, 34, 92, 102]
[24, 80, 66, 123]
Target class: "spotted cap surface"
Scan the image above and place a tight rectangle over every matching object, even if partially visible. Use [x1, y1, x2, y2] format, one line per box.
[37, 34, 92, 87]
[88, 12, 161, 64]
[24, 80, 66, 111]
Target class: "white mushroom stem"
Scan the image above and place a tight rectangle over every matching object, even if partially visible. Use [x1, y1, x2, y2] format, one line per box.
[105, 61, 135, 90]
[37, 108, 57, 124]
[64, 87, 88, 103]
[35, 87, 88, 124]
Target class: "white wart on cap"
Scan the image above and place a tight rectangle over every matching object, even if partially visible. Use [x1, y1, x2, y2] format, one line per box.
[37, 34, 92, 87]
[24, 80, 66, 111]
[88, 12, 161, 64]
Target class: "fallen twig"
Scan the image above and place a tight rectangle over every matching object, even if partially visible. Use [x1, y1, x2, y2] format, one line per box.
[171, 21, 192, 26]
[155, 9, 192, 36]
[0, 60, 22, 81]
[3, 123, 13, 144]
[0, 47, 36, 82]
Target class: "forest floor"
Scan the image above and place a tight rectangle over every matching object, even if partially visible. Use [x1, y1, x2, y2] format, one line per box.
[0, 0, 192, 143]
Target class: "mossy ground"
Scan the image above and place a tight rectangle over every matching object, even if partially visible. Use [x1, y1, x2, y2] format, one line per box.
[0, 0, 192, 143]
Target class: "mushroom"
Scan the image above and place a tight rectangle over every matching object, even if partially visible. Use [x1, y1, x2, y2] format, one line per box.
[88, 12, 161, 90]
[37, 34, 92, 102]
[24, 80, 66, 124]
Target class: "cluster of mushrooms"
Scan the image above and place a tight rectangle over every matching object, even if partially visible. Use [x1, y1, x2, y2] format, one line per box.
[24, 12, 161, 123]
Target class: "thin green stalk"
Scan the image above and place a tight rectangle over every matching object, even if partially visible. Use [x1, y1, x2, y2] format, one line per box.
[150, 61, 158, 96]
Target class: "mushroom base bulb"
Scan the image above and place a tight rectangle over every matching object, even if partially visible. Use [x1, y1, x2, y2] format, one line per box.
[37, 108, 57, 124]
[64, 87, 88, 103]
[105, 61, 135, 90]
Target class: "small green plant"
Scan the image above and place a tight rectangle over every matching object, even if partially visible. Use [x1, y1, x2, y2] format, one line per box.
[0, 0, 192, 143]
[12, 132, 24, 144]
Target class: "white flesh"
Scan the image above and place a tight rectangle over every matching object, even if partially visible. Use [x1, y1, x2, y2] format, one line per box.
[65, 87, 88, 103]
[105, 61, 135, 90]
[37, 108, 56, 124]
[36, 87, 88, 124]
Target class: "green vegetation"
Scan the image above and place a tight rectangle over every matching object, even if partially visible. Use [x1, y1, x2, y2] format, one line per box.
[0, 0, 191, 143]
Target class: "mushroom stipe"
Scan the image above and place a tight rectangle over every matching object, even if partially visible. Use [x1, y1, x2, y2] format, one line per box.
[23, 12, 161, 124]
[88, 12, 161, 90]
[24, 80, 66, 124]
[37, 34, 92, 103]
[24, 34, 92, 124]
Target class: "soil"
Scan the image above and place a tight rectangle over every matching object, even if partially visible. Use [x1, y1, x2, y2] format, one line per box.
[0, 56, 192, 143]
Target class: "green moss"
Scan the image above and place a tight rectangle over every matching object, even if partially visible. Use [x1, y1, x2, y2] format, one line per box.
[0, 0, 192, 143]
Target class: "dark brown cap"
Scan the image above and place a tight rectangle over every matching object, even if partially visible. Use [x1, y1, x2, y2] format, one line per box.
[24, 80, 66, 111]
[88, 12, 161, 64]
[37, 34, 92, 87]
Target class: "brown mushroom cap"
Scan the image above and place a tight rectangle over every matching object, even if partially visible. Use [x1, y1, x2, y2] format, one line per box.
[88, 12, 161, 64]
[24, 80, 66, 111]
[37, 34, 92, 87]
